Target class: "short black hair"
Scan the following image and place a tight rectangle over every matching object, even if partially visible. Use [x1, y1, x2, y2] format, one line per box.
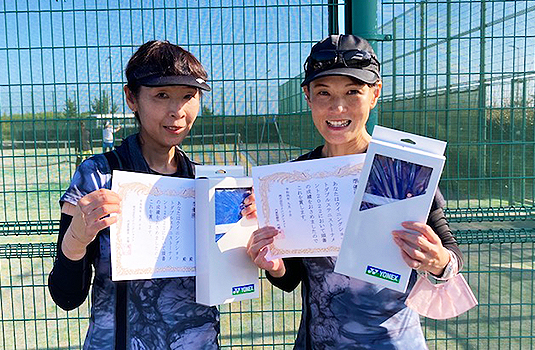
[125, 40, 208, 95]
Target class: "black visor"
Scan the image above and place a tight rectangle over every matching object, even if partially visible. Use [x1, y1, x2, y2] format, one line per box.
[128, 65, 211, 91]
[137, 74, 211, 91]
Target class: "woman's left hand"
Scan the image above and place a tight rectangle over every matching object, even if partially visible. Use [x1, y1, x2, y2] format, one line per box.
[392, 221, 450, 276]
[241, 191, 257, 220]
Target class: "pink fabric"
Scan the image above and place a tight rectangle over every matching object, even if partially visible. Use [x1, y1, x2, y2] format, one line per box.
[405, 273, 478, 320]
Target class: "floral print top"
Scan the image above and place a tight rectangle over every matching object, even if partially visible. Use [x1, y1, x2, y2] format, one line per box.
[49, 134, 219, 350]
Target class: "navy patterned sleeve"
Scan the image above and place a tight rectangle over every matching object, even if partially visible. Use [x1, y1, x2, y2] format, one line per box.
[49, 156, 111, 310]
[60, 154, 112, 205]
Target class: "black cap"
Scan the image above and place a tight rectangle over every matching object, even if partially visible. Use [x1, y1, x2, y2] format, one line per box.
[301, 34, 381, 87]
[128, 65, 211, 91]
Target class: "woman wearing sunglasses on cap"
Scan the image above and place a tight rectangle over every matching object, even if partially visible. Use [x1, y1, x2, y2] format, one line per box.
[48, 40, 253, 349]
[246, 34, 463, 349]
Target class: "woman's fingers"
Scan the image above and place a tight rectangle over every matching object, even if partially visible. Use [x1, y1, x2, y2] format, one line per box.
[393, 222, 450, 274]
[254, 244, 285, 276]
[255, 246, 274, 268]
[392, 232, 425, 260]
[78, 190, 121, 220]
[89, 215, 119, 234]
[394, 235, 435, 271]
[241, 191, 257, 219]
[401, 221, 440, 245]
[399, 249, 421, 270]
[78, 189, 121, 217]
[71, 189, 122, 244]
[82, 202, 122, 226]
[247, 226, 283, 271]
[248, 226, 279, 245]
[247, 227, 278, 256]
[393, 222, 438, 252]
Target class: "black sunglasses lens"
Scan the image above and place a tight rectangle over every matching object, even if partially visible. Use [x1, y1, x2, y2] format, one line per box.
[305, 49, 376, 73]
[306, 51, 338, 72]
[342, 50, 372, 67]
[312, 50, 338, 61]
[311, 58, 336, 71]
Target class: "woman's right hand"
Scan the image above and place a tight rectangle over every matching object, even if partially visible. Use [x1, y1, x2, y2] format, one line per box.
[247, 226, 285, 278]
[62, 189, 122, 260]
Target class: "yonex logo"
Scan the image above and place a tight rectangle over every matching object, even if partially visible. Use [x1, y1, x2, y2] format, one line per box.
[365, 265, 401, 284]
[232, 284, 255, 295]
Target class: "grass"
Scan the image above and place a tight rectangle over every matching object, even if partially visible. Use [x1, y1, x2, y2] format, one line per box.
[1, 243, 533, 349]
[0, 257, 91, 350]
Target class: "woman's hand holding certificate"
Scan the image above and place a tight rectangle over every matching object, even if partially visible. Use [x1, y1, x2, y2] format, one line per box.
[247, 226, 286, 277]
[62, 189, 121, 261]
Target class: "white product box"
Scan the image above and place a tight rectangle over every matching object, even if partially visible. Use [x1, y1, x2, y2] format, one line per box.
[335, 126, 447, 293]
[195, 165, 260, 306]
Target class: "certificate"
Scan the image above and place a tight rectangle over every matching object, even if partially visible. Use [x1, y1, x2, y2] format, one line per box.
[252, 154, 365, 260]
[110, 170, 196, 281]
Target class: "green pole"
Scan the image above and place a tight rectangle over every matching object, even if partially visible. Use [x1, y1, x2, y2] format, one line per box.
[328, 0, 339, 35]
[346, 0, 379, 133]
[346, 0, 378, 39]
[478, 0, 487, 204]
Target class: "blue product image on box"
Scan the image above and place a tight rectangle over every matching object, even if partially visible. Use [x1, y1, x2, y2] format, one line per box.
[360, 154, 433, 211]
[214, 188, 251, 241]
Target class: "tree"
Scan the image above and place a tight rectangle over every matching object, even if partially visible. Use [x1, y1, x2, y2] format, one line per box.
[201, 105, 213, 116]
[90, 90, 119, 114]
[64, 96, 78, 120]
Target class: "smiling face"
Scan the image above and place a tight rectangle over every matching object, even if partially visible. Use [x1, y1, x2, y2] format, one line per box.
[125, 84, 200, 155]
[303, 75, 381, 156]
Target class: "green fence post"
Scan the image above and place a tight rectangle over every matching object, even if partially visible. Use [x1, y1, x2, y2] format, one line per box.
[328, 0, 339, 35]
[345, 0, 379, 133]
[479, 0, 488, 205]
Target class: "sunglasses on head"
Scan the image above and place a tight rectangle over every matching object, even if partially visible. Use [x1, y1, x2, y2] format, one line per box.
[304, 49, 378, 73]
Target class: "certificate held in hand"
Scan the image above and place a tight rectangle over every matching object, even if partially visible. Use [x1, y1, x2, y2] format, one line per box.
[252, 154, 365, 260]
[110, 170, 196, 281]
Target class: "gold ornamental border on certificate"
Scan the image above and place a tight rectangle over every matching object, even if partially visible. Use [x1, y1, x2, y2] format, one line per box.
[114, 182, 196, 277]
[257, 163, 363, 256]
[270, 246, 340, 256]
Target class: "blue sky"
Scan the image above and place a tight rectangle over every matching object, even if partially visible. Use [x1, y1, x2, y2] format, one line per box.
[0, 0, 331, 116]
[1, 1, 533, 116]
[377, 1, 535, 102]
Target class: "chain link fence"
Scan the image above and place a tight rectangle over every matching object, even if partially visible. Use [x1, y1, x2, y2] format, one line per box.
[0, 0, 534, 348]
